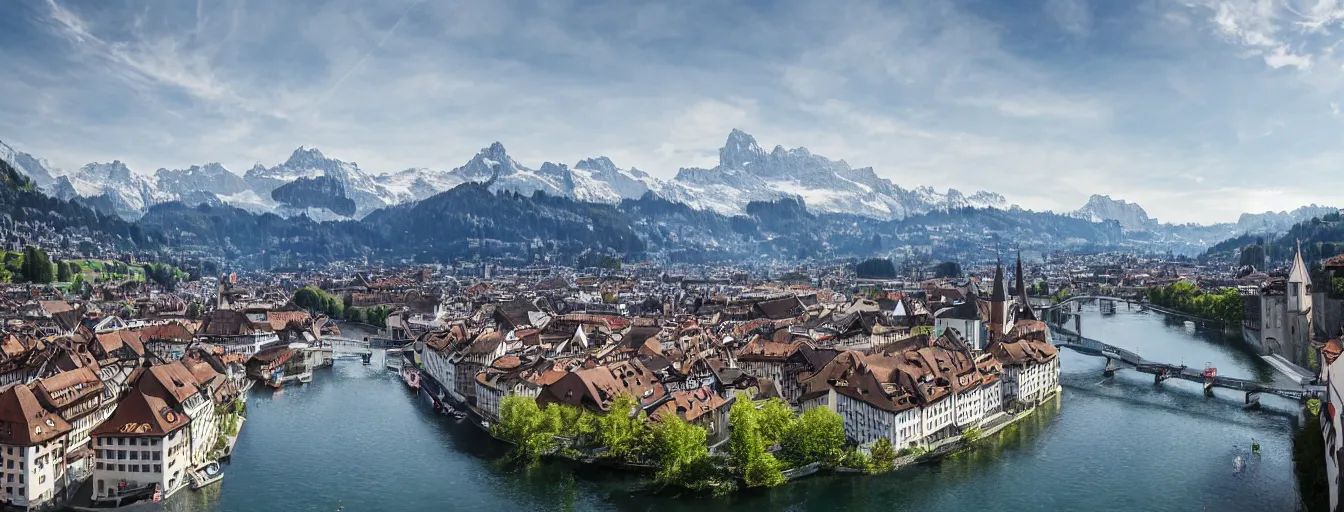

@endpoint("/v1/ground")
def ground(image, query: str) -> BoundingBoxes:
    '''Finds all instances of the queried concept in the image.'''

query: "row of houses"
[409,255,1061,454]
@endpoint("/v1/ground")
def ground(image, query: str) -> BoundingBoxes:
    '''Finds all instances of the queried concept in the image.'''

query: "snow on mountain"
[374,167,464,202]
[243,147,397,217]
[56,160,168,219]
[0,139,58,190]
[665,129,999,219]
[156,162,249,199]
[1069,194,1154,231]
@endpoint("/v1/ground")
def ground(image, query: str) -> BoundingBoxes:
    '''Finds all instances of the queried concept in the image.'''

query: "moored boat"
[190,462,225,490]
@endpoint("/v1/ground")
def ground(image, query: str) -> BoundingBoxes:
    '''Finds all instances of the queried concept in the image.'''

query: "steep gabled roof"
[0,384,72,446]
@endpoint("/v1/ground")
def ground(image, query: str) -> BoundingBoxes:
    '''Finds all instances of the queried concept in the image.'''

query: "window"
[118,464,125,472]
[129,465,138,473]
[154,464,161,473]
[152,452,160,461]
[117,438,125,446]
[129,451,138,460]
[141,465,150,473]
[117,450,126,460]
[140,438,148,446]
[95,462,103,470]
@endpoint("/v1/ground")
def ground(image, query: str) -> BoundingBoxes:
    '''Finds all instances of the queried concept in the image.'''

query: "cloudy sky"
[1,0,1341,224]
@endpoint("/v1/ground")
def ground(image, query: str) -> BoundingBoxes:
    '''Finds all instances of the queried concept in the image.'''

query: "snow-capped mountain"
[0,139,57,190]
[52,161,169,219]
[665,129,1001,219]
[2,132,1010,221]
[156,162,249,198]
[1069,194,1154,231]
[244,147,397,217]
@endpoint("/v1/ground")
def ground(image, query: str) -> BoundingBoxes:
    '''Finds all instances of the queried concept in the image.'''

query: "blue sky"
[1,0,1341,224]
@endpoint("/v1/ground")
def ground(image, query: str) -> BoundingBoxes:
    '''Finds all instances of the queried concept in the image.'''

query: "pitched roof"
[0,384,72,446]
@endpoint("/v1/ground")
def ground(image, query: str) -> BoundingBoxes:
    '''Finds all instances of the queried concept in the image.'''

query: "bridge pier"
[1103,357,1119,377]
[1204,379,1215,397]
[1074,313,1081,336]
[1244,392,1262,410]
[1154,370,1172,384]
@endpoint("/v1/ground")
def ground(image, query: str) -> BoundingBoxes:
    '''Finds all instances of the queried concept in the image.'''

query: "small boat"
[452,410,467,421]
[297,373,313,384]
[1233,455,1244,473]
[70,483,165,511]
[190,462,225,490]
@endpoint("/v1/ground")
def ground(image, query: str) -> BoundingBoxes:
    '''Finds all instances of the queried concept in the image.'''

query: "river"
[149,305,1305,511]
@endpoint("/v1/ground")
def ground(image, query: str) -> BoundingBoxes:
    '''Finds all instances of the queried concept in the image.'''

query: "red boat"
[1202,364,1217,379]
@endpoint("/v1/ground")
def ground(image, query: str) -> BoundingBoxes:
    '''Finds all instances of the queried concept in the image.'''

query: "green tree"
[756,398,794,445]
[20,246,53,283]
[934,261,962,278]
[493,395,561,461]
[779,406,846,468]
[870,437,897,473]
[186,301,203,319]
[594,394,652,462]
[56,260,71,282]
[345,307,366,324]
[840,448,871,472]
[727,394,784,487]
[651,416,711,487]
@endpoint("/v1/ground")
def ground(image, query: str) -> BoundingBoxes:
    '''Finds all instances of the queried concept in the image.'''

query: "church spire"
[1289,239,1311,287]
[990,258,1007,302]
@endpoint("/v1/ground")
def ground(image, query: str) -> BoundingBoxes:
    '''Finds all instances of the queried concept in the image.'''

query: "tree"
[651,416,710,487]
[855,258,897,279]
[727,395,784,487]
[56,260,71,282]
[20,246,53,283]
[870,437,897,473]
[493,395,561,461]
[756,398,794,445]
[186,301,203,319]
[934,261,962,278]
[779,406,846,468]
[594,394,653,462]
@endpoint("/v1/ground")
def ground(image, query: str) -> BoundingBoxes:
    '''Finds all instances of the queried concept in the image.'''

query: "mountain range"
[0,132,1337,256]
[0,130,1009,222]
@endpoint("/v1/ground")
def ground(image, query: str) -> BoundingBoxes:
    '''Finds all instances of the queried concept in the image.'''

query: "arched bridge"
[1051,326,1321,403]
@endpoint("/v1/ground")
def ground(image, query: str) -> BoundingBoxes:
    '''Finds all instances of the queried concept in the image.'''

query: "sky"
[1,0,1342,225]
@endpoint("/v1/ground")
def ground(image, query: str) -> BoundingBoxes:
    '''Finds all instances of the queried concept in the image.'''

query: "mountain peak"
[575,156,618,174]
[286,146,327,167]
[720,129,763,168]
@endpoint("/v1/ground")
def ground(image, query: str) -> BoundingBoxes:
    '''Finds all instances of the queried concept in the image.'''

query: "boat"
[400,365,420,389]
[190,462,225,490]
[69,483,165,511]
[297,372,313,384]
[452,410,467,421]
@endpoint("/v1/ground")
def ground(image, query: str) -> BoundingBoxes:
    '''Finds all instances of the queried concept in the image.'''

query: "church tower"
[988,259,1009,339]
[1286,240,1314,365]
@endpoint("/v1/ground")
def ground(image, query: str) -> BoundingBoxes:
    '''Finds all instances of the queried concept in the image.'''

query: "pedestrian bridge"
[1050,326,1322,403]
[323,337,373,355]
[1037,295,1143,312]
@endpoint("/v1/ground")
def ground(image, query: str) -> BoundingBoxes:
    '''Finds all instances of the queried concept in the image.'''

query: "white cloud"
[1,0,1343,225]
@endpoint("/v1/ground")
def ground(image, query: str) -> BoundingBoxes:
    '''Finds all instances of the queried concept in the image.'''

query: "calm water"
[160,306,1305,511]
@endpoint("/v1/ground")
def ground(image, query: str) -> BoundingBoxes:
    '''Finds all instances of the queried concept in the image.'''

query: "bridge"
[323,337,373,357]
[1050,326,1322,405]
[1037,295,1143,312]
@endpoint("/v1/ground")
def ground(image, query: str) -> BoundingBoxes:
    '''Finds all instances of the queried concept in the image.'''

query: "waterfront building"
[89,364,203,498]
[1259,243,1314,367]
[1320,337,1344,512]
[0,383,72,510]
[195,309,283,356]
[33,367,107,481]
[986,320,1060,409]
